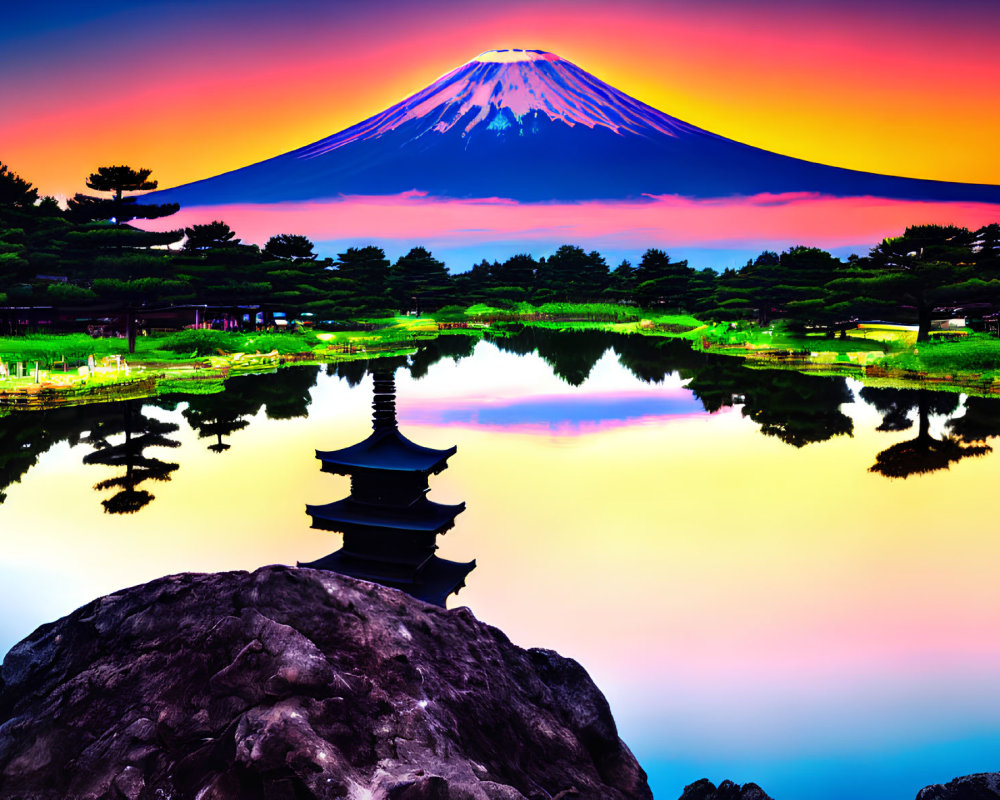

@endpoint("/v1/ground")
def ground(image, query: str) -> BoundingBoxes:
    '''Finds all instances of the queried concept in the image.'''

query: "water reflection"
[180,393,252,453]
[0,403,121,504]
[9,334,1000,800]
[7,335,1000,518]
[82,401,181,514]
[864,388,993,478]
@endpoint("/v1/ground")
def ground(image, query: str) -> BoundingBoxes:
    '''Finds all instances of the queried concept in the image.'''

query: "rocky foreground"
[0,566,651,800]
[678,779,773,800]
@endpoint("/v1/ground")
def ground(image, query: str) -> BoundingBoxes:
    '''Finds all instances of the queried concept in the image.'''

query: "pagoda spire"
[299,363,474,606]
[371,369,397,431]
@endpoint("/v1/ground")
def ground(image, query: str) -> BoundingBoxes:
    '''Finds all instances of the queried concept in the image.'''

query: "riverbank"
[0,319,447,411]
[3,306,1000,410]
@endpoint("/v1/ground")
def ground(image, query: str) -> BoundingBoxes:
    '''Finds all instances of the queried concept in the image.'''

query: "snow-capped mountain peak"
[468,49,564,63]
[296,49,699,159]
[146,48,1000,206]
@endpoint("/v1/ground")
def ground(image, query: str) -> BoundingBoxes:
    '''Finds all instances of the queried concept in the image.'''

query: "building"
[300,364,474,606]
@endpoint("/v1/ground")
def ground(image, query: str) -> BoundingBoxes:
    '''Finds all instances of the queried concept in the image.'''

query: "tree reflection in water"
[82,401,181,514]
[7,335,1000,510]
[862,387,992,478]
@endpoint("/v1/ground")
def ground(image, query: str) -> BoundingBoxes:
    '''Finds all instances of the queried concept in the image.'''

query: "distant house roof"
[316,427,456,474]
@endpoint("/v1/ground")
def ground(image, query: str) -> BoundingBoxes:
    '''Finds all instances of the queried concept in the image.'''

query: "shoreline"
[3,316,999,412]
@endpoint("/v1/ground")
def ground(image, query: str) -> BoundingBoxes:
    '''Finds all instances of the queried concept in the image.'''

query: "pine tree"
[0,163,39,208]
[67,165,179,228]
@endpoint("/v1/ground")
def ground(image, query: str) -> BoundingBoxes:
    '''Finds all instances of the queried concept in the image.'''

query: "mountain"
[148,48,1000,205]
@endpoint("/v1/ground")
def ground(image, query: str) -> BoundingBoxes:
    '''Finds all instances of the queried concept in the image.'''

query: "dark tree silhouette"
[686,365,854,447]
[947,395,1000,443]
[82,402,181,514]
[184,220,240,251]
[633,248,694,308]
[863,387,991,478]
[263,233,317,261]
[0,163,39,208]
[67,165,179,228]
[535,245,608,300]
[332,246,391,312]
[388,247,451,312]
[182,393,253,453]
[408,336,478,379]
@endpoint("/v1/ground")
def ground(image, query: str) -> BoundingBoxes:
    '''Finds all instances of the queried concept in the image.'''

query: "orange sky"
[2,0,999,199]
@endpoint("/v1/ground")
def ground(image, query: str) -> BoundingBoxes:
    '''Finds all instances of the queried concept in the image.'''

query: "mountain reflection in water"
[3,335,1000,516]
[6,334,1000,800]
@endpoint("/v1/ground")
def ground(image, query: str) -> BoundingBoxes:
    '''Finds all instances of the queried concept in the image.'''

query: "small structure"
[300,366,474,606]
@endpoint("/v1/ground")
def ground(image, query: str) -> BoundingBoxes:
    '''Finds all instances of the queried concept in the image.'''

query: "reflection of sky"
[401,391,704,431]
[4,341,1000,800]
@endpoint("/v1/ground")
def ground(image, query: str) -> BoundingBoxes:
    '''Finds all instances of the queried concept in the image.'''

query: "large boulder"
[0,565,651,800]
[917,773,1000,799]
[679,778,773,800]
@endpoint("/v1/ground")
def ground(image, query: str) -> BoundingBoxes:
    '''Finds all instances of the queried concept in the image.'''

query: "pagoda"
[300,365,474,606]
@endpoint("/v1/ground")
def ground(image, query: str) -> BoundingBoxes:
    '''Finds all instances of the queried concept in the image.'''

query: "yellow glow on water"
[4,347,1000,767]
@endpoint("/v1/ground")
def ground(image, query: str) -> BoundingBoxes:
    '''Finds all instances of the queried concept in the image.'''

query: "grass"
[878,333,1000,376]
[5,311,1000,406]
[701,321,889,353]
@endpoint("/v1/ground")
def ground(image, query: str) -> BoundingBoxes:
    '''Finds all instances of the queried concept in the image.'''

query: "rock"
[679,778,774,800]
[916,773,1000,799]
[0,565,651,800]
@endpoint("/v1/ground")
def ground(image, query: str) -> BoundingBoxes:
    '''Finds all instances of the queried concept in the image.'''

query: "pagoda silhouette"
[300,364,475,606]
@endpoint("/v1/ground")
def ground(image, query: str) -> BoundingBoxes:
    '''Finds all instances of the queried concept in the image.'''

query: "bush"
[429,305,468,321]
[157,329,235,356]
[241,332,310,354]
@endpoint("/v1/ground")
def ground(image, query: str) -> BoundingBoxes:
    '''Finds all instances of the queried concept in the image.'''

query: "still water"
[4,330,1000,800]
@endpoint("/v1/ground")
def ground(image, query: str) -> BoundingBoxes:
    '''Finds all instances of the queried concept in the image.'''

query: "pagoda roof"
[316,427,456,475]
[306,496,465,534]
[298,552,476,608]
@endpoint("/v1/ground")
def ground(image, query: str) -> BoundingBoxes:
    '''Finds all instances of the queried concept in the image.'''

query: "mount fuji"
[148,48,1000,206]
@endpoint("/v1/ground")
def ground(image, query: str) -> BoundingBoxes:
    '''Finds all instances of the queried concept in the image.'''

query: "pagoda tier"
[316,429,456,476]
[299,365,474,607]
[298,550,476,608]
[316,369,455,476]
[307,496,465,535]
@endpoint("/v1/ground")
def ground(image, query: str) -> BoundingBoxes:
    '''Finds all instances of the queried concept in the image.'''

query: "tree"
[606,259,636,300]
[633,249,694,308]
[388,247,451,313]
[775,246,850,334]
[974,224,1000,278]
[493,253,537,292]
[0,163,39,208]
[334,246,391,312]
[184,220,240,251]
[67,165,179,228]
[63,166,183,352]
[534,245,608,300]
[843,226,977,341]
[263,233,316,261]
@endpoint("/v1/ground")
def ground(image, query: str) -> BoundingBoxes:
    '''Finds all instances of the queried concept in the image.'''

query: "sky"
[2,0,1000,267]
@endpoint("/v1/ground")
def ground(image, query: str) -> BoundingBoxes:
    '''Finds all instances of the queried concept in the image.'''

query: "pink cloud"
[142,192,1000,256]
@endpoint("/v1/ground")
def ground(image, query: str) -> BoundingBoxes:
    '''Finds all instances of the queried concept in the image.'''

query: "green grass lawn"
[4,314,1000,402]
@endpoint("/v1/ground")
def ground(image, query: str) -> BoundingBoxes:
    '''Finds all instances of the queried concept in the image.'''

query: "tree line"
[2,161,1000,341]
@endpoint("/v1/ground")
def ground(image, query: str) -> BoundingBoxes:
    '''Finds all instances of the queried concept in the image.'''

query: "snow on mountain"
[297,49,704,157]
[147,49,1000,206]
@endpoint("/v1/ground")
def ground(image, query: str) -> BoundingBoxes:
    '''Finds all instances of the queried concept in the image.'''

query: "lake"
[3,329,1000,800]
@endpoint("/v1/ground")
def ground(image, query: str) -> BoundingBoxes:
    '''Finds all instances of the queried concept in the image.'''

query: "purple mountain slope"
[147,49,1000,205]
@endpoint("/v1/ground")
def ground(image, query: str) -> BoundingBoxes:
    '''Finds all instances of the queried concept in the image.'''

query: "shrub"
[157,329,235,356]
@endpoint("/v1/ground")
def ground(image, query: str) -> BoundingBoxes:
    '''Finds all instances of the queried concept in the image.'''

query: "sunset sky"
[3,0,999,266]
